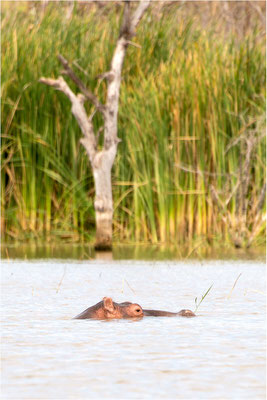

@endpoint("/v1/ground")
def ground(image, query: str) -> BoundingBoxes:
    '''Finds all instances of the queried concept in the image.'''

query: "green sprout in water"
[194,284,213,313]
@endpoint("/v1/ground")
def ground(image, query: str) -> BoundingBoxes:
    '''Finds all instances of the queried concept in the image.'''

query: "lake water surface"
[1,259,266,399]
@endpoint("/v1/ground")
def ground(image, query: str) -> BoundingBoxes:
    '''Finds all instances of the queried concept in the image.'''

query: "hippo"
[73,298,195,319]
[119,302,195,317]
[143,309,196,317]
[73,297,144,319]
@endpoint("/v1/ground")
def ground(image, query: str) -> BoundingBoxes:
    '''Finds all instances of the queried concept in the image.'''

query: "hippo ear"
[103,297,115,312]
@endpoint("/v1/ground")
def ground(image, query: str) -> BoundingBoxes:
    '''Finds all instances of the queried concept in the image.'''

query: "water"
[1,259,266,399]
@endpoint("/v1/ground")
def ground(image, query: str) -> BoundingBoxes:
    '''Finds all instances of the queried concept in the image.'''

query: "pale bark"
[39,1,150,249]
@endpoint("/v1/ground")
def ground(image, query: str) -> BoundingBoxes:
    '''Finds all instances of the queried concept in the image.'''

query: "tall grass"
[1,3,266,244]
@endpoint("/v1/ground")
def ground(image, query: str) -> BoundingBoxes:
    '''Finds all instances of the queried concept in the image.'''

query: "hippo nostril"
[136,309,141,312]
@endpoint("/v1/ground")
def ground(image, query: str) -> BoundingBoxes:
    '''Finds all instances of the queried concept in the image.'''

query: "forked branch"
[58,54,106,114]
[39,76,97,163]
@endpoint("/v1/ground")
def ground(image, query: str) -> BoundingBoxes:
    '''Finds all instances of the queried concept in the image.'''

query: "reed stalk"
[1,3,266,245]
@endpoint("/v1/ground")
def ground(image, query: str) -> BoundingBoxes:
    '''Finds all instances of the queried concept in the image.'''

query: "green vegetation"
[194,285,213,313]
[1,3,266,246]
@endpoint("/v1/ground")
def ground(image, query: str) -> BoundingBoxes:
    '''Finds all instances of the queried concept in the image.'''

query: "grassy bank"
[1,2,266,246]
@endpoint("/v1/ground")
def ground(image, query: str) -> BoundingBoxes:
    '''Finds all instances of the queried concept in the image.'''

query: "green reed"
[194,284,213,314]
[1,3,266,244]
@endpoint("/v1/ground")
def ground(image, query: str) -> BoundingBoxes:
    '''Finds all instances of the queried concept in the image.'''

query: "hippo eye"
[136,309,141,312]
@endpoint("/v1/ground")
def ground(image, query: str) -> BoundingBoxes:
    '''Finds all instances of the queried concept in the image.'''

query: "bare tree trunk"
[39,1,150,250]
[92,146,117,249]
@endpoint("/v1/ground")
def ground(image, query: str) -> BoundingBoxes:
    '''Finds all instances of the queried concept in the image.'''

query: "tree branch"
[119,1,133,39]
[119,0,150,40]
[256,182,266,216]
[131,0,150,33]
[39,76,97,163]
[58,54,106,114]
[104,0,150,149]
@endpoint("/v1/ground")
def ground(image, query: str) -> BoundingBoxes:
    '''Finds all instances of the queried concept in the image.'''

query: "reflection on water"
[1,260,266,399]
[1,243,266,261]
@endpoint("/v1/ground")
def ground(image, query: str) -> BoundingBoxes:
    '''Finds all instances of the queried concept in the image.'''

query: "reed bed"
[1,3,266,245]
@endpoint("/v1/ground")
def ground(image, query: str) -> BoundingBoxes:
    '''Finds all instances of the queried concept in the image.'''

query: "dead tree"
[210,128,266,248]
[39,1,150,250]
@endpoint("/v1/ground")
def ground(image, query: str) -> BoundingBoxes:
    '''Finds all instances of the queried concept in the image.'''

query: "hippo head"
[177,309,196,317]
[102,297,144,319]
[120,302,144,318]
